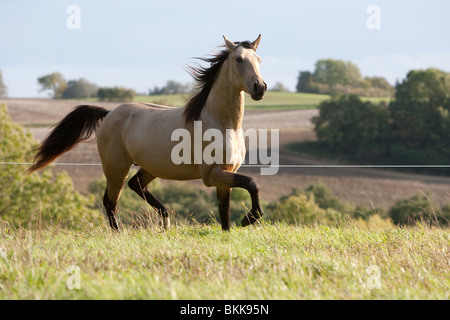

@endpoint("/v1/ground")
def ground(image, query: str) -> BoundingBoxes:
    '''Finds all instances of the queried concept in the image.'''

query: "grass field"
[78,91,390,110]
[0,220,447,300]
[134,91,391,110]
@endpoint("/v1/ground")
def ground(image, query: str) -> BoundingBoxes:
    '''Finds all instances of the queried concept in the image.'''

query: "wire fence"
[2,162,450,168]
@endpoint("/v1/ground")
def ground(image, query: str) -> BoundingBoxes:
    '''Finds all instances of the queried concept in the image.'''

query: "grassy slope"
[79,91,390,110]
[135,92,391,110]
[0,221,448,299]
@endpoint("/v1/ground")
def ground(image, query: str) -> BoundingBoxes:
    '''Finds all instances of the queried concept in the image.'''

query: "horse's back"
[99,102,183,134]
[97,103,200,180]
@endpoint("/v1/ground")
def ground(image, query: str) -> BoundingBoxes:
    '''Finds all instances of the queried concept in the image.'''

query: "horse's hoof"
[241,211,262,227]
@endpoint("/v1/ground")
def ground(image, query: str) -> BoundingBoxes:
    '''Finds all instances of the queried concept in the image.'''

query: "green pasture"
[0,221,447,300]
[134,91,390,110]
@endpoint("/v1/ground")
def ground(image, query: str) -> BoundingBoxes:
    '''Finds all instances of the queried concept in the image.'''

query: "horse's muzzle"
[251,81,267,101]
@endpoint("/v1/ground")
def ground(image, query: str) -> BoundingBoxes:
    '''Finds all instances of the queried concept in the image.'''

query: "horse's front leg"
[216,186,231,231]
[205,167,263,229]
[128,169,170,229]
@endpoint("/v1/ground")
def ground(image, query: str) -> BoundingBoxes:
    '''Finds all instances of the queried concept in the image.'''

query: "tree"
[313,59,362,92]
[313,94,391,156]
[366,76,394,92]
[37,72,67,98]
[269,82,290,92]
[61,78,99,99]
[389,68,450,149]
[360,76,395,98]
[388,193,449,227]
[0,104,96,227]
[297,60,393,97]
[268,189,341,225]
[0,70,7,97]
[98,87,136,102]
[149,80,192,95]
[296,71,319,93]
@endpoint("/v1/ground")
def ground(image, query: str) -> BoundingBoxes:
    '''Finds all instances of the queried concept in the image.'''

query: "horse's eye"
[236,57,243,63]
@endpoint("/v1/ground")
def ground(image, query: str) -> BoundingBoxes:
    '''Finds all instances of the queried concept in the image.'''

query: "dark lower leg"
[103,188,119,230]
[128,170,170,227]
[217,186,231,231]
[207,169,263,228]
[242,176,262,226]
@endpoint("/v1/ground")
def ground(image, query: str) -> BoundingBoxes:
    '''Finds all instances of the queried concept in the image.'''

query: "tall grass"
[0,219,447,300]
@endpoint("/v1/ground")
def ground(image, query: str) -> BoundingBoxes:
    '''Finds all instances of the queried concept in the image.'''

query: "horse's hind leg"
[103,187,119,230]
[101,161,130,230]
[103,173,129,230]
[128,168,170,228]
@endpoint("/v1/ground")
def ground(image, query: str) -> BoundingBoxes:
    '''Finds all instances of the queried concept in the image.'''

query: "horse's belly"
[132,146,201,180]
[141,161,201,181]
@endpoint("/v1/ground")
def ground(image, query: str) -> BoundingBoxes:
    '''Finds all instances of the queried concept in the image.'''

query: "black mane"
[183,41,255,124]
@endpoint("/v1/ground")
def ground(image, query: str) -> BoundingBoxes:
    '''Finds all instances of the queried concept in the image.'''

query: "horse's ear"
[223,35,236,51]
[252,34,262,50]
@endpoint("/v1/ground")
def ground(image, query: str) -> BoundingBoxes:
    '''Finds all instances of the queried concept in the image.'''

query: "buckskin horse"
[29,35,267,231]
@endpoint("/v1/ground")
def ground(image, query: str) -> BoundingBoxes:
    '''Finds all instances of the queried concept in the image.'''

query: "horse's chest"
[225,129,246,167]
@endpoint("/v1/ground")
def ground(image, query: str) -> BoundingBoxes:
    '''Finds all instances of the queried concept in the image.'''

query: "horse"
[28,35,267,231]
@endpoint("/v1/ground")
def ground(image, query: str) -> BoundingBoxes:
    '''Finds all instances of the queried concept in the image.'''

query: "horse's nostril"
[254,82,259,93]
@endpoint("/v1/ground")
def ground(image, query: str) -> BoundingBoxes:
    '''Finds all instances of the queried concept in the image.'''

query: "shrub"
[296,60,394,97]
[389,69,450,163]
[388,193,449,227]
[304,182,348,212]
[98,86,135,102]
[268,188,342,225]
[0,104,97,228]
[61,78,98,99]
[313,94,391,157]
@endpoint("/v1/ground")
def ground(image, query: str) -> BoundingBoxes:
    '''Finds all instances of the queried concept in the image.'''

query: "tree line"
[37,72,136,102]
[36,72,196,100]
[297,58,394,97]
[33,57,394,102]
[148,80,193,95]
[311,68,450,171]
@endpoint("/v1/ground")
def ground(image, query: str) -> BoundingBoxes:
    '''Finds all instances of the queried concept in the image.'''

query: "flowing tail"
[28,105,110,173]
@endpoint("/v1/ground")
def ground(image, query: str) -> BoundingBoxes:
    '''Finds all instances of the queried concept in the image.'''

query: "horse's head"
[223,34,267,101]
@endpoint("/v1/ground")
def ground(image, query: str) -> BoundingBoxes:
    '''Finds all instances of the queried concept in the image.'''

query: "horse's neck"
[203,72,245,130]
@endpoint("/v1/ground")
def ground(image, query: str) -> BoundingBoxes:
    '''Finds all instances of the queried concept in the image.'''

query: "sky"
[1,0,450,97]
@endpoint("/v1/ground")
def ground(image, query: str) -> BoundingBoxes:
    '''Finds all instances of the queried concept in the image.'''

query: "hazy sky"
[1,0,450,97]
